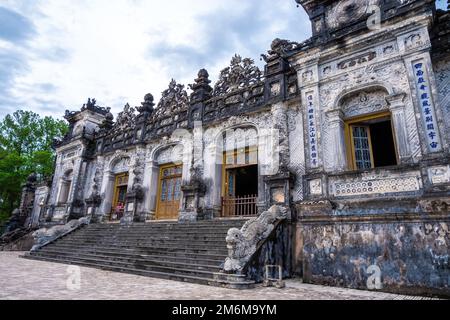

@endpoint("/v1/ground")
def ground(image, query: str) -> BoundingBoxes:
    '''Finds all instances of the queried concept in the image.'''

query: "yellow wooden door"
[111,173,129,221]
[156,164,182,220]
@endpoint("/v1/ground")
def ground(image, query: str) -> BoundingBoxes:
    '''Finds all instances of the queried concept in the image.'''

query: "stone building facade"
[15,0,450,295]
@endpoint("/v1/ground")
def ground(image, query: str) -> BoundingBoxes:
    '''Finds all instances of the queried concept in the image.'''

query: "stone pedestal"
[179,180,206,223]
[263,171,294,219]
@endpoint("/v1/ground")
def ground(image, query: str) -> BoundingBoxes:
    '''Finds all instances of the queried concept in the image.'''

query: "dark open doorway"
[223,164,258,217]
[370,120,397,168]
[233,165,258,197]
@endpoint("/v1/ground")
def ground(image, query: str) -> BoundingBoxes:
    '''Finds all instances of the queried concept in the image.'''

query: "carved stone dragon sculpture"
[223,205,288,272]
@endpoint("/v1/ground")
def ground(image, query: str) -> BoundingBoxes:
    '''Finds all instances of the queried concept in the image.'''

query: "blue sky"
[0,1,447,119]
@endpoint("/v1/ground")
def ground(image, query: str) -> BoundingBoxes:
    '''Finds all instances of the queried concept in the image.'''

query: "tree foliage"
[0,110,68,224]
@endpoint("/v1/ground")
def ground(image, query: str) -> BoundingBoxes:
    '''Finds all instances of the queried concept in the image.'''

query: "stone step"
[31,251,221,272]
[90,220,247,227]
[24,254,254,288]
[45,242,229,255]
[26,219,250,287]
[29,253,219,278]
[86,223,245,231]
[78,228,236,236]
[39,246,227,262]
[24,254,213,285]
[69,234,228,241]
[63,237,227,246]
[38,247,225,265]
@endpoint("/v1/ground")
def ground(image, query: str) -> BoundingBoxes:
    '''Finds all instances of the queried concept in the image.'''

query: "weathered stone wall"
[296,219,450,297]
[434,55,450,145]
[245,222,292,283]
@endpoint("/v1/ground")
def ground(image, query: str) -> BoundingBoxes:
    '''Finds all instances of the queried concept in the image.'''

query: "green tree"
[0,110,68,224]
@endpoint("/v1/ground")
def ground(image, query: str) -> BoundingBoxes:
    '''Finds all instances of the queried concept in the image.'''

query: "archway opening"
[111,173,129,221]
[107,156,130,221]
[221,127,259,217]
[57,170,73,205]
[156,163,182,220]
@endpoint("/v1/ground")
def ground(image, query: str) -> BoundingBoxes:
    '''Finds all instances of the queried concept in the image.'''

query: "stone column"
[68,156,84,203]
[387,93,412,162]
[326,109,347,172]
[141,155,154,220]
[272,102,290,172]
[98,171,115,220]
[146,161,160,220]
[203,140,222,218]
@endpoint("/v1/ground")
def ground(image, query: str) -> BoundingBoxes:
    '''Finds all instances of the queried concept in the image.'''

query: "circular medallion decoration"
[327,0,370,29]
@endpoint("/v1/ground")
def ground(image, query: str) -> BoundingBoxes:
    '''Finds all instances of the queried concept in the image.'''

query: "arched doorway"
[153,145,184,220]
[221,127,259,217]
[111,172,129,221]
[156,164,182,220]
[109,156,130,221]
[57,169,73,204]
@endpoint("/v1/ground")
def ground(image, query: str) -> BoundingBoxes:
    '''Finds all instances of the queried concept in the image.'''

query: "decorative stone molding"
[152,79,189,120]
[113,104,137,131]
[223,205,288,273]
[419,199,450,213]
[428,166,450,185]
[213,55,262,95]
[261,38,300,62]
[309,179,323,196]
[331,176,421,197]
[30,217,89,252]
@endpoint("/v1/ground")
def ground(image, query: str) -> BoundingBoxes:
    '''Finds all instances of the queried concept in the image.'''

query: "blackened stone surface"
[299,220,450,297]
[245,222,293,283]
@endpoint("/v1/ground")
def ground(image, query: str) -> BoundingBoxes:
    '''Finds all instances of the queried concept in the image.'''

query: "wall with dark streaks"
[295,220,450,297]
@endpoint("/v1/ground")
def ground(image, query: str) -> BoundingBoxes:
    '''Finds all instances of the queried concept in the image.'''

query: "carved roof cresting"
[213,54,263,95]
[261,38,301,62]
[64,98,110,121]
[113,103,137,131]
[152,79,189,120]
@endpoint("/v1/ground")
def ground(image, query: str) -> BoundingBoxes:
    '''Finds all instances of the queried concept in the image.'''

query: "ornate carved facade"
[11,0,450,296]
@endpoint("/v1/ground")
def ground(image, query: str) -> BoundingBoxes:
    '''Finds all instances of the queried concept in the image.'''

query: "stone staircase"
[24,219,255,288]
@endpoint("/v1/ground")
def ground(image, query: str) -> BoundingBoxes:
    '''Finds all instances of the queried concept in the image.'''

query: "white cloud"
[0,0,310,119]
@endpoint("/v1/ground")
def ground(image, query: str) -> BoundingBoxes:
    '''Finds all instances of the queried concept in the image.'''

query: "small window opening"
[346,113,398,170]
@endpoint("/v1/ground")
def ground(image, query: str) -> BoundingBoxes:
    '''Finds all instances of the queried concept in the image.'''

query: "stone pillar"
[97,171,115,221]
[18,174,37,229]
[203,140,222,218]
[68,157,83,203]
[387,93,412,162]
[141,155,154,220]
[326,109,347,172]
[146,161,160,220]
[272,102,290,172]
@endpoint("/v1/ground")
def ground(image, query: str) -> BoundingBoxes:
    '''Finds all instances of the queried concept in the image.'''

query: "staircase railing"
[29,217,90,252]
[241,219,291,283]
[222,205,289,275]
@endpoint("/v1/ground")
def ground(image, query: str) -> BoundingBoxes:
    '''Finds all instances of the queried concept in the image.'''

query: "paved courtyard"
[0,252,437,300]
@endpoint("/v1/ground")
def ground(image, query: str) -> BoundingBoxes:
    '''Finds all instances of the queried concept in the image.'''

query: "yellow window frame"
[344,111,398,171]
